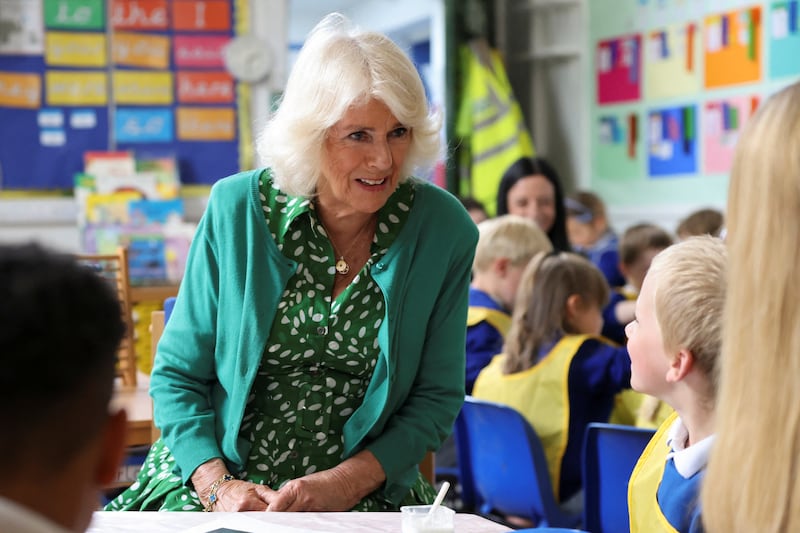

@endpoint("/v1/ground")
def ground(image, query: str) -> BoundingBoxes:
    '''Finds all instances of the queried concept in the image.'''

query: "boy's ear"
[493,257,511,277]
[666,348,693,383]
[95,409,128,486]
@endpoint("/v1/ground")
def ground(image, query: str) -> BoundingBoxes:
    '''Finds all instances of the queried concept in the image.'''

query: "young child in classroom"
[602,223,674,345]
[472,251,631,512]
[465,214,552,394]
[604,223,674,428]
[565,190,624,288]
[459,195,490,225]
[627,235,726,533]
[675,207,724,240]
[435,214,552,485]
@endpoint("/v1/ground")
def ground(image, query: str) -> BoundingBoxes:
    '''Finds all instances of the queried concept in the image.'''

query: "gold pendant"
[335,257,350,275]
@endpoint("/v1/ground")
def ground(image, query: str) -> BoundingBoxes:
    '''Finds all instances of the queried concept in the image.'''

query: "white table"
[88,511,512,532]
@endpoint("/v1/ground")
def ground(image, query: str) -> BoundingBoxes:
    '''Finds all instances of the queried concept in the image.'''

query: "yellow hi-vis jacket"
[456,39,534,215]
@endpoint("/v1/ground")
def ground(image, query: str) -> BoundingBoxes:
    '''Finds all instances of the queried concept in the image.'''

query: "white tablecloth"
[87,511,511,532]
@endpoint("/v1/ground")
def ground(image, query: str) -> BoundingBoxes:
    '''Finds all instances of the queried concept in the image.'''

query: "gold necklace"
[325,216,375,275]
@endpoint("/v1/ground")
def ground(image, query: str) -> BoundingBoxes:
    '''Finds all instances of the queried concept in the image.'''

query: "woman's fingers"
[213,480,273,511]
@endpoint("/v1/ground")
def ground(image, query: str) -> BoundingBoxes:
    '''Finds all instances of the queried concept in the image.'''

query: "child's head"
[472,215,552,311]
[625,236,727,404]
[676,208,725,240]
[504,251,609,373]
[459,195,489,225]
[618,223,674,292]
[565,190,610,248]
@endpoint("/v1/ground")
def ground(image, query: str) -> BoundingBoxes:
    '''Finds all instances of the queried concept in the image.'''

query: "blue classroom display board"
[647,105,698,177]
[0,0,246,190]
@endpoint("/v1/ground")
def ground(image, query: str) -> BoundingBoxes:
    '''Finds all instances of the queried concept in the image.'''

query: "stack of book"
[75,151,195,285]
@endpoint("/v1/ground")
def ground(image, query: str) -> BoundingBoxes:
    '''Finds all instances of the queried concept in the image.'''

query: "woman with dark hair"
[497,157,571,251]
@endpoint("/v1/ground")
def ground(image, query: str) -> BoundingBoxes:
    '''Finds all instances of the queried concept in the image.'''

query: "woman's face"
[506,174,556,233]
[318,98,411,216]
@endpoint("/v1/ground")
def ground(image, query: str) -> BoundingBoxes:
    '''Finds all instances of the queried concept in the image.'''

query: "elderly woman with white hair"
[106,14,477,512]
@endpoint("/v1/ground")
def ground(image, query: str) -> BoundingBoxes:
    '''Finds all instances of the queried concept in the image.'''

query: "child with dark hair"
[0,243,127,532]
[566,190,624,288]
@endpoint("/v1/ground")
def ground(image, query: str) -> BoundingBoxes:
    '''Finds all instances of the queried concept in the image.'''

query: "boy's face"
[625,270,671,396]
[623,246,665,292]
[497,261,527,312]
[566,218,595,248]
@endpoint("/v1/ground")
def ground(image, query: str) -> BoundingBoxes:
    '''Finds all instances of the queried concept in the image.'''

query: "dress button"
[317,326,327,335]
[289,451,299,459]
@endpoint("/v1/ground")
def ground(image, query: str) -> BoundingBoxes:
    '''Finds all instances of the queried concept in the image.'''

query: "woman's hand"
[212,480,275,511]
[192,457,273,511]
[265,450,386,512]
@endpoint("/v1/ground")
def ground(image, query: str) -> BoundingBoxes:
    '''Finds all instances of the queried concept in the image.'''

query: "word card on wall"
[0,0,247,190]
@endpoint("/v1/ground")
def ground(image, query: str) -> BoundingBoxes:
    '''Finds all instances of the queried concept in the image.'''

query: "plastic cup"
[400,504,455,533]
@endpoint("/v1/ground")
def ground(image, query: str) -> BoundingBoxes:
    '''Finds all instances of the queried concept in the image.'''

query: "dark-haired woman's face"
[506,174,556,233]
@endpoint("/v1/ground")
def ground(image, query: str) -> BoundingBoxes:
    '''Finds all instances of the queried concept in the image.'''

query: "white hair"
[257,13,442,196]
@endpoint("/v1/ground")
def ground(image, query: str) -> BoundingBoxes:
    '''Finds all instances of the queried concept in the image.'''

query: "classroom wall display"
[589,0,799,209]
[703,95,760,174]
[769,0,800,78]
[644,23,701,100]
[648,105,697,177]
[596,34,642,104]
[0,0,250,190]
[594,110,643,180]
[704,6,762,88]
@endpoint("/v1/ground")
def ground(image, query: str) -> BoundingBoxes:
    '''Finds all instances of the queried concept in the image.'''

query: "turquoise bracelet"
[203,474,236,512]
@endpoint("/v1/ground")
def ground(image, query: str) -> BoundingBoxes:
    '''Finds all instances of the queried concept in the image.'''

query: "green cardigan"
[150,169,478,503]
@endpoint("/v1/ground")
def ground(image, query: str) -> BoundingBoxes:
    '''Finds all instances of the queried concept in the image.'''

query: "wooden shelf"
[129,284,179,304]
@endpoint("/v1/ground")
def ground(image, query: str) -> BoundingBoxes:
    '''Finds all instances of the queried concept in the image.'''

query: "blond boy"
[466,214,551,393]
[626,236,726,533]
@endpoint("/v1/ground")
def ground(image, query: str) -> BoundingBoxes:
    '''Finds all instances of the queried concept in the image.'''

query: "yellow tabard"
[472,334,592,500]
[609,390,674,428]
[466,306,512,336]
[628,411,680,533]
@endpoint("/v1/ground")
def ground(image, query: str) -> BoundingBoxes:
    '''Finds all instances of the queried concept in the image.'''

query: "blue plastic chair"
[459,396,583,528]
[581,423,656,533]
[163,296,177,323]
[515,529,589,532]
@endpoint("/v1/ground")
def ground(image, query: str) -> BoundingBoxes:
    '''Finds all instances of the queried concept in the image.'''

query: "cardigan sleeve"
[149,183,225,483]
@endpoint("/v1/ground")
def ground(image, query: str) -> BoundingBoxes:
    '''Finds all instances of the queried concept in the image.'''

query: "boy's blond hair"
[473,215,552,273]
[648,236,726,397]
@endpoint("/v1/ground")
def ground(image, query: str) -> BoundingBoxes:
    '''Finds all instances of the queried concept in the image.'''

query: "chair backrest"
[460,396,582,528]
[453,408,480,511]
[582,422,656,533]
[75,247,137,387]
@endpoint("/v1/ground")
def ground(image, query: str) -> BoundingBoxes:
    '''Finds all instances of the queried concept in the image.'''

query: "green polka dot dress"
[106,174,436,511]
